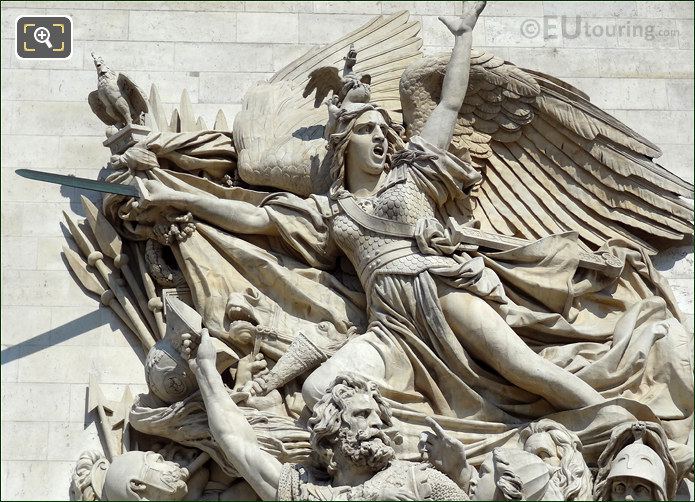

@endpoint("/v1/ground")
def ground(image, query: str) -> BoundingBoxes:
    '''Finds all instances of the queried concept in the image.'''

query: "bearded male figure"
[181,328,471,501]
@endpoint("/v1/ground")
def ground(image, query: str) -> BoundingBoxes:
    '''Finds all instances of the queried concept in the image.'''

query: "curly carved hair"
[70,450,107,501]
[307,373,393,476]
[326,104,405,199]
[519,419,593,501]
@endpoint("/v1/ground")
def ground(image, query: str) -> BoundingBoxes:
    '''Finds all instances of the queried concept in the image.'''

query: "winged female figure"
[117,1,692,466]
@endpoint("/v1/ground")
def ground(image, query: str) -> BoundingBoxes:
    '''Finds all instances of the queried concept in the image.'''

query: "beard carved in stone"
[308,374,396,479]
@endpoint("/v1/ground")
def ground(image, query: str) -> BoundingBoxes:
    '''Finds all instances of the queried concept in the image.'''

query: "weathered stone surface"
[1,3,693,501]
[1,136,61,168]
[237,12,298,43]
[129,10,237,42]
[563,77,669,109]
[198,72,271,104]
[68,9,129,41]
[1,383,72,422]
[174,42,274,72]
[1,422,51,460]
[298,13,370,43]
[86,41,176,71]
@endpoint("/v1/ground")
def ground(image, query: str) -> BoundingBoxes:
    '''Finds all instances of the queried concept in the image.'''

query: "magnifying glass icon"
[34,26,52,49]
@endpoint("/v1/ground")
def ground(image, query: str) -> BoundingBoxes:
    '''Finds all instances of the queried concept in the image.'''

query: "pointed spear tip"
[88,373,106,412]
[62,242,107,297]
[81,194,99,229]
[80,194,98,212]
[62,242,83,261]
[80,193,122,259]
[63,211,96,257]
[63,209,78,229]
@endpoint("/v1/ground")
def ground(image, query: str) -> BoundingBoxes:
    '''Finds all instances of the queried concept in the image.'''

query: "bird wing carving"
[88,89,119,126]
[400,51,694,253]
[233,11,423,196]
[302,66,342,108]
[117,73,149,124]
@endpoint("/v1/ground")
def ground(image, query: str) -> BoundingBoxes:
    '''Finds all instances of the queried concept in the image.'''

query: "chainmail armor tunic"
[330,164,460,289]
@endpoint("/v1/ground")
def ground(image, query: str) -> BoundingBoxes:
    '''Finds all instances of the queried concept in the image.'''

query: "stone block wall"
[1,2,692,500]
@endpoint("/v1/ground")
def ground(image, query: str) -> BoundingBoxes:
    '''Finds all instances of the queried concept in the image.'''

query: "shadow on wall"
[1,309,103,365]
[56,165,118,219]
[0,233,146,367]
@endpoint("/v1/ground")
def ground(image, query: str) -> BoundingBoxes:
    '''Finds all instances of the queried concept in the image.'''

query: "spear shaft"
[81,196,159,337]
[64,211,155,350]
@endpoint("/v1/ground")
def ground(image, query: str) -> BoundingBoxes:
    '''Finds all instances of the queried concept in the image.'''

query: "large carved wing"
[118,73,149,124]
[401,52,694,253]
[88,90,119,126]
[233,11,422,196]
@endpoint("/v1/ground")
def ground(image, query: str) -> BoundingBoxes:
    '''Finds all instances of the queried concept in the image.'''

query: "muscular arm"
[419,2,486,150]
[172,192,278,236]
[137,178,278,236]
[193,356,284,501]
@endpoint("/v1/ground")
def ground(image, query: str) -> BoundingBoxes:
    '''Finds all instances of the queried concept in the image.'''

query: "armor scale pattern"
[331,176,457,280]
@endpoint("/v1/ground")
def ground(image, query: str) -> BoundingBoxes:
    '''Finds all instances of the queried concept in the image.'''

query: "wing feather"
[484,166,548,239]
[117,73,149,123]
[235,11,422,195]
[535,92,661,159]
[401,50,693,252]
[525,124,691,236]
[533,115,693,221]
[518,134,684,241]
[495,142,619,248]
[487,155,569,236]
[504,143,627,241]
[88,90,118,126]
[475,184,518,235]
[480,181,539,238]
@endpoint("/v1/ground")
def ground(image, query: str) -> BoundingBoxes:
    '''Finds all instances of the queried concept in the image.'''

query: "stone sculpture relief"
[14,2,694,500]
[88,53,149,129]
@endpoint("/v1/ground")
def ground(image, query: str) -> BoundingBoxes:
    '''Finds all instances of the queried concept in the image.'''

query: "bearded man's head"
[308,373,395,477]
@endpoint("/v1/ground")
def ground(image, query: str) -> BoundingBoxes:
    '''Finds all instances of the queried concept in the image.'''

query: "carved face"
[473,453,499,500]
[343,392,384,433]
[104,451,188,501]
[472,448,556,501]
[332,391,395,474]
[524,431,561,467]
[604,442,666,500]
[137,451,188,500]
[608,476,655,501]
[345,110,388,177]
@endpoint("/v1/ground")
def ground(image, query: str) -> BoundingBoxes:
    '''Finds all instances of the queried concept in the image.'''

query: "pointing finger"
[425,416,447,438]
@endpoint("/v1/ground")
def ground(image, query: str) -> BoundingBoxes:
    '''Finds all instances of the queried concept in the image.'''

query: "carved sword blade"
[16,169,139,197]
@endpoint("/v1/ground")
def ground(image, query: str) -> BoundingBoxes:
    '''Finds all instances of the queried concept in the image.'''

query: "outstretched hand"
[418,417,471,488]
[439,1,486,36]
[181,328,216,372]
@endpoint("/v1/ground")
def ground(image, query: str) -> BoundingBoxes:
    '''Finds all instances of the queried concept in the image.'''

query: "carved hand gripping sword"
[17,169,625,276]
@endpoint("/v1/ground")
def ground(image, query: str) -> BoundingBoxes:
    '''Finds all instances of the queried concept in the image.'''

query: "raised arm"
[182,329,284,501]
[135,178,278,236]
[419,1,486,150]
